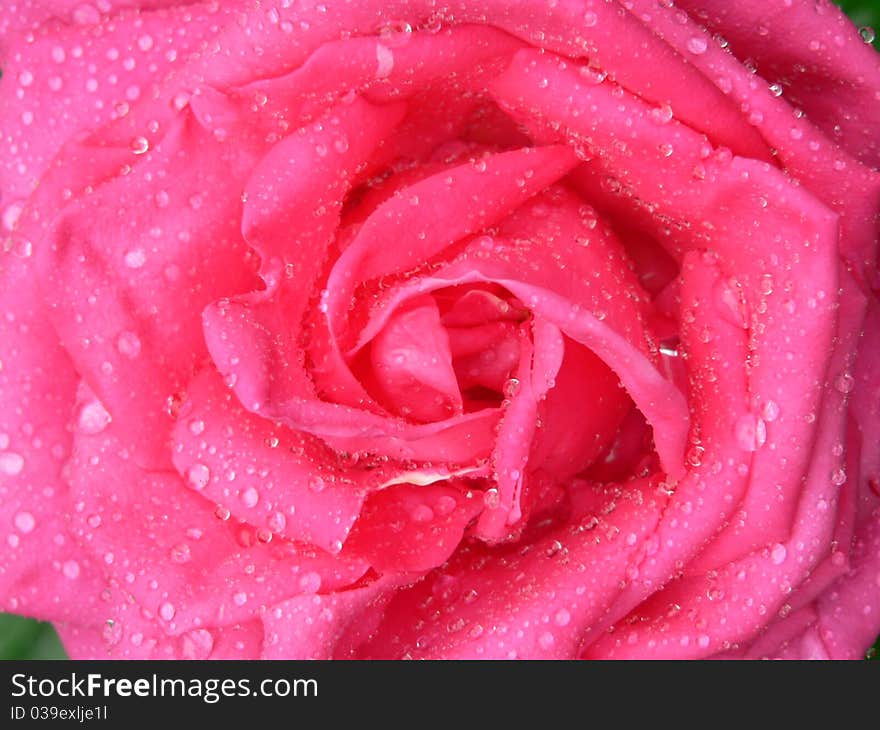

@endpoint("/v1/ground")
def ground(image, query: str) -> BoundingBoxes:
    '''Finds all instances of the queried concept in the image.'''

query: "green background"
[1,0,878,661]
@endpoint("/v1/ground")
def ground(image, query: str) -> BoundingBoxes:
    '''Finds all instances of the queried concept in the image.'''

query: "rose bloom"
[0,0,878,661]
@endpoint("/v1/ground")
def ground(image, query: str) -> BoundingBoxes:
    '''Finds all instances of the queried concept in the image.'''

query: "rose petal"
[345,483,483,573]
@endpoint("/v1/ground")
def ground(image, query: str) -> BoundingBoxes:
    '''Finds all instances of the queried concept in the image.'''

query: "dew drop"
[761,400,780,423]
[770,543,787,565]
[130,136,150,155]
[181,628,214,659]
[375,44,394,79]
[241,487,259,508]
[735,413,765,451]
[159,602,176,621]
[187,463,210,490]
[830,468,847,487]
[687,36,708,55]
[649,104,674,125]
[188,419,205,436]
[232,591,248,606]
[124,249,146,268]
[62,560,80,579]
[14,511,35,534]
[116,331,142,358]
[834,373,854,394]
[102,620,122,646]
[299,572,322,593]
[169,543,191,564]
[78,400,112,434]
[0,452,25,476]
[410,504,434,523]
[859,26,876,44]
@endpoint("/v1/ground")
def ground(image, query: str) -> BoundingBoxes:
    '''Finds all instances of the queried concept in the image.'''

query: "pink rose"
[1,0,878,660]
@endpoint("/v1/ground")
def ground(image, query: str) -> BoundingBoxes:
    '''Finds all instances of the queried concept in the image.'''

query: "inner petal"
[362,293,462,423]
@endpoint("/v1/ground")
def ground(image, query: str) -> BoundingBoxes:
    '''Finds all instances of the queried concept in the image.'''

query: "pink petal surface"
[0,0,878,662]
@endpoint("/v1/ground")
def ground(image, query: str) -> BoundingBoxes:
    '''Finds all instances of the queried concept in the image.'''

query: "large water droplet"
[375,44,394,79]
[770,543,787,565]
[0,452,24,476]
[735,413,766,451]
[116,331,142,358]
[241,487,259,508]
[14,511,35,534]
[187,463,210,490]
[181,628,214,659]
[130,136,150,155]
[687,36,708,55]
[78,400,112,434]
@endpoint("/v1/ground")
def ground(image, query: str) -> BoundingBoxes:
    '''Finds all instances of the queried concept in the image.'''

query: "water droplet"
[18,70,34,87]
[78,400,112,434]
[583,11,598,27]
[649,104,674,125]
[761,400,780,423]
[62,560,80,579]
[188,419,205,435]
[687,36,708,55]
[767,543,787,565]
[232,591,248,606]
[309,476,326,493]
[554,608,571,626]
[0,452,25,476]
[241,487,259,508]
[159,602,176,621]
[137,35,154,51]
[659,336,680,358]
[859,26,876,44]
[169,543,191,564]
[214,504,230,521]
[14,511,35,534]
[2,201,24,232]
[124,249,146,268]
[769,83,784,98]
[834,373,854,394]
[830,468,847,487]
[258,517,284,541]
[299,572,322,593]
[735,413,766,451]
[181,628,214,659]
[187,463,210,490]
[435,495,457,515]
[483,488,500,509]
[410,504,434,523]
[538,631,555,649]
[102,620,122,645]
[130,136,150,155]
[116,331,141,358]
[375,44,394,79]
